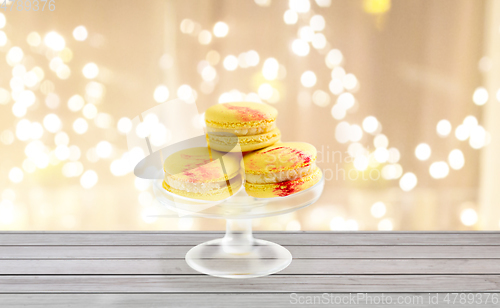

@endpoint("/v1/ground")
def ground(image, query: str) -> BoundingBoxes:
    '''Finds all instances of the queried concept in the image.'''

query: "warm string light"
[0,18,125,205]
[0,2,491,229]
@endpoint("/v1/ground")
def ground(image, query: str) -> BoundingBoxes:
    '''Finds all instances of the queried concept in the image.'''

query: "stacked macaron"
[162,147,242,201]
[204,102,281,152]
[204,102,321,198]
[242,142,322,198]
[161,102,321,200]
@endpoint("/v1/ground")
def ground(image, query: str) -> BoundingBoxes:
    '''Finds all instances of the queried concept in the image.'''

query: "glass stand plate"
[153,170,325,278]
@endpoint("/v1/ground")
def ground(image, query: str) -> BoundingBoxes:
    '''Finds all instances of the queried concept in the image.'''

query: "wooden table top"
[1,231,500,307]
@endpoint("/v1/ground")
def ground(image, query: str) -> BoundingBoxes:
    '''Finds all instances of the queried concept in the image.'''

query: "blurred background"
[1,0,499,231]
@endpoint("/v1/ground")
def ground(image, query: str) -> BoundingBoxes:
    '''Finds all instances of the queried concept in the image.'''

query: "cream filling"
[207,129,280,145]
[165,175,241,194]
[245,163,316,184]
[206,122,276,136]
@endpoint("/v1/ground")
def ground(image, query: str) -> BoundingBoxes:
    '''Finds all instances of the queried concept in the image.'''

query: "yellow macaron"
[163,147,242,201]
[205,102,281,152]
[242,142,322,198]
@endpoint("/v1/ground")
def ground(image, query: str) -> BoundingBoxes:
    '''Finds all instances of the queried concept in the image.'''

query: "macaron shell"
[208,128,281,152]
[162,176,242,201]
[243,142,317,175]
[245,167,322,198]
[163,147,241,183]
[205,102,278,129]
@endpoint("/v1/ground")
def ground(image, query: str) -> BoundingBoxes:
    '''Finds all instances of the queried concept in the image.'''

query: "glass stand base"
[185,219,292,279]
[154,174,326,279]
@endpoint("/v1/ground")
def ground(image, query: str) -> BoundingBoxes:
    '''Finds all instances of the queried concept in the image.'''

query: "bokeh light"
[325,49,343,67]
[43,114,62,133]
[415,143,431,161]
[262,58,279,80]
[298,26,315,42]
[213,22,229,37]
[201,65,216,81]
[460,208,478,226]
[374,147,389,163]
[245,50,260,66]
[382,164,403,180]
[377,218,393,231]
[198,30,212,45]
[82,63,99,79]
[472,87,488,105]
[349,124,363,142]
[44,32,66,51]
[73,26,88,41]
[67,95,85,112]
[337,92,355,109]
[0,31,7,47]
[55,145,70,161]
[311,33,327,49]
[469,125,487,149]
[7,47,24,65]
[300,71,317,87]
[289,0,311,13]
[364,0,391,14]
[310,15,325,31]
[177,84,193,101]
[73,118,88,135]
[117,117,132,134]
[436,119,452,137]
[399,172,417,191]
[223,55,238,71]
[96,141,112,158]
[153,85,170,103]
[54,132,69,146]
[315,0,331,7]
[312,90,330,107]
[387,148,400,163]
[455,124,470,141]
[254,0,271,7]
[335,121,351,143]
[80,170,98,189]
[429,161,450,179]
[354,155,369,171]
[180,19,195,34]
[258,83,274,100]
[329,217,345,231]
[448,149,465,170]
[362,116,378,134]
[291,39,310,56]
[373,134,389,148]
[284,10,298,24]
[82,103,98,119]
[9,167,24,183]
[0,12,5,29]
[330,104,346,120]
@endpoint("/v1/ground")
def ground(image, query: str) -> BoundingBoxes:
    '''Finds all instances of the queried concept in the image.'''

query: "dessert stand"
[153,171,325,279]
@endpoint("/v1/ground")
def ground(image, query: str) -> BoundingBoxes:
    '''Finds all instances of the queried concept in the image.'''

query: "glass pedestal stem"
[222,219,254,254]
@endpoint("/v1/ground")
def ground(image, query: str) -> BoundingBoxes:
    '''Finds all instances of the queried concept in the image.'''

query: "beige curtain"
[479,0,500,229]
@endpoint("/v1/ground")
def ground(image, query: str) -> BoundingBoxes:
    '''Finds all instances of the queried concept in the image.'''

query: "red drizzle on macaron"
[180,154,221,182]
[273,179,301,197]
[259,146,312,170]
[223,104,268,122]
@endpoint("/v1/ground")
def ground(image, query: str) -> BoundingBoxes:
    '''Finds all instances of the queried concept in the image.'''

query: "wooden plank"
[1,294,499,308]
[1,259,499,275]
[0,275,499,293]
[2,245,500,259]
[1,232,500,246]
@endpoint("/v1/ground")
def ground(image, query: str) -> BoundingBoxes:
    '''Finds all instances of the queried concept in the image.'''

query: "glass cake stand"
[153,171,325,279]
